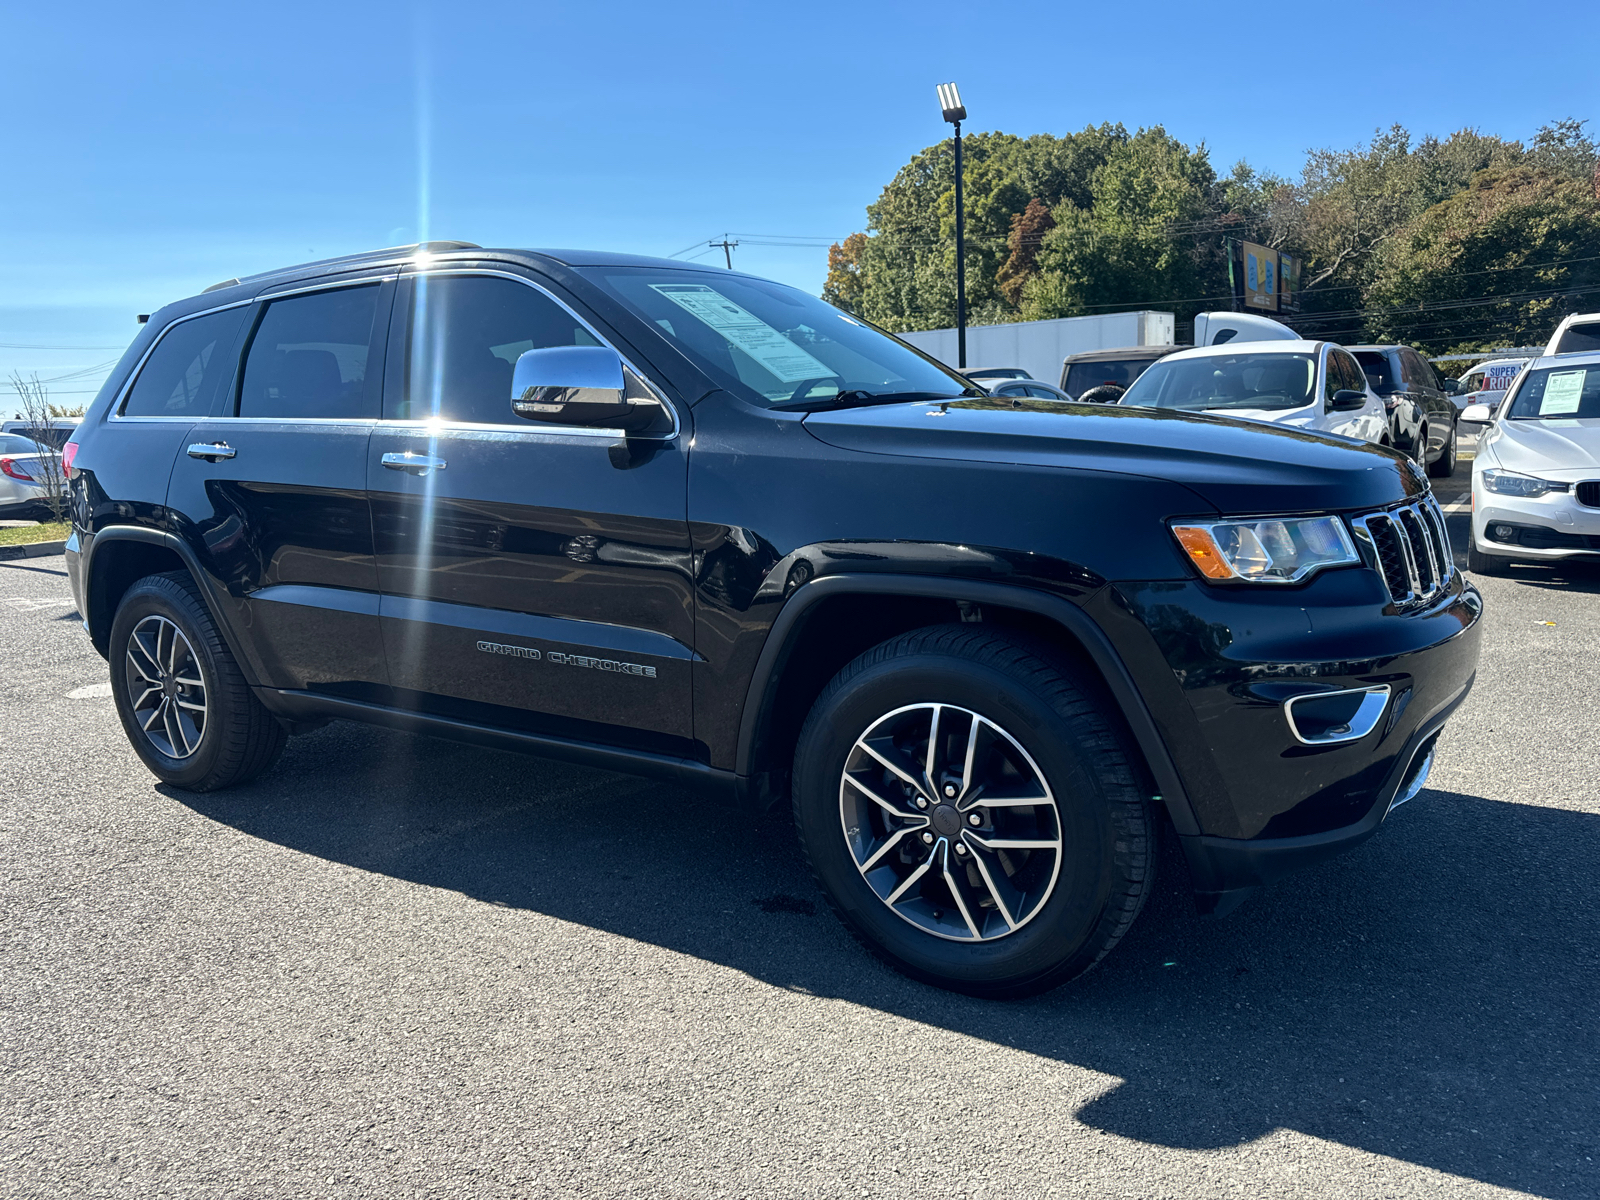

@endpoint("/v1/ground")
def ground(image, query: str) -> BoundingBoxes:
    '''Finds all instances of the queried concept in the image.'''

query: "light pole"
[937,81,967,369]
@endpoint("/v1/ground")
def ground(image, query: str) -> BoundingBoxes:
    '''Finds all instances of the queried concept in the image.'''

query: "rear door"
[165,275,394,695]
[367,267,695,754]
[1401,348,1453,456]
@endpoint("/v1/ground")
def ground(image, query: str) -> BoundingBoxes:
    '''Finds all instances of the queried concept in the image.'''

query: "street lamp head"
[936,82,966,124]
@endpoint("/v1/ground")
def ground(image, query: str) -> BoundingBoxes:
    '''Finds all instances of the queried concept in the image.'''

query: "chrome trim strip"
[1283,684,1391,746]
[379,594,700,662]
[372,418,628,440]
[255,273,397,299]
[1389,738,1437,811]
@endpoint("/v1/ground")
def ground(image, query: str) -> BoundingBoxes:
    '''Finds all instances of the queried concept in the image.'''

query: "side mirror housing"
[1443,378,1463,395]
[1461,403,1492,423]
[1330,388,1367,412]
[511,346,669,433]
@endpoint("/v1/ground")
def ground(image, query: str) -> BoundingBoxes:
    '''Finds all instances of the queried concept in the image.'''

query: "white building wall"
[897,311,1176,386]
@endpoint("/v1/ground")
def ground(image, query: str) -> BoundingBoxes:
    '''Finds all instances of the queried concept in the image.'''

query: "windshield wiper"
[769,388,983,413]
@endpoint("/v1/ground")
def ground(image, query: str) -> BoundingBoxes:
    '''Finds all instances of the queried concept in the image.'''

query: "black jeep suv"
[64,244,1482,996]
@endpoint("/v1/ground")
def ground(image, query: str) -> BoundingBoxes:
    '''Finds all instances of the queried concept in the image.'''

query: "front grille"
[1351,495,1454,610]
[1577,481,1600,508]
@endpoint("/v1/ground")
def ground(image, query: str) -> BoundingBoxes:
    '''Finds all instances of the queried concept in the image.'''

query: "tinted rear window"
[1352,351,1397,394]
[1063,359,1155,398]
[120,307,248,417]
[1554,322,1600,355]
[237,286,382,419]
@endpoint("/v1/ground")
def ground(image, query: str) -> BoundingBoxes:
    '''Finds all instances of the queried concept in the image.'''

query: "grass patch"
[0,521,70,547]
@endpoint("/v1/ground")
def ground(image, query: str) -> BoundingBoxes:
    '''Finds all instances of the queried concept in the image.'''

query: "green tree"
[1365,166,1600,351]
[1019,127,1224,323]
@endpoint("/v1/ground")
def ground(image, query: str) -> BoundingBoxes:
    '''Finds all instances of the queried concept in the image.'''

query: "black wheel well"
[746,591,1126,795]
[87,539,188,656]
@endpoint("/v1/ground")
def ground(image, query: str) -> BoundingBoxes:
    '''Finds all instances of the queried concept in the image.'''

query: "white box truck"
[897,311,1175,385]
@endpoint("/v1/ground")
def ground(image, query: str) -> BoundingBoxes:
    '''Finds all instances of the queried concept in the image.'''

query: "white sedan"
[0,433,63,519]
[1465,352,1600,574]
[1115,340,1390,445]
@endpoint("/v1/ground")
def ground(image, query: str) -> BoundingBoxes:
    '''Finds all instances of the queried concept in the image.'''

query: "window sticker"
[648,284,831,383]
[1541,369,1586,415]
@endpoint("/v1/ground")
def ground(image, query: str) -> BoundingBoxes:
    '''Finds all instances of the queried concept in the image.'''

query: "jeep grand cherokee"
[63,243,1482,996]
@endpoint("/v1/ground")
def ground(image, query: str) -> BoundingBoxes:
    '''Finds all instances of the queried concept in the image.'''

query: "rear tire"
[792,625,1154,998]
[109,572,286,791]
[1428,421,1457,477]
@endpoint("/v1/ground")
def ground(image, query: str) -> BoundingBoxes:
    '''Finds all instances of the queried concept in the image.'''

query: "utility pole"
[937,83,968,368]
[710,237,739,269]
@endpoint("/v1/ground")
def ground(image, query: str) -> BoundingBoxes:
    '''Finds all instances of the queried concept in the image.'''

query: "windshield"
[1504,364,1600,419]
[576,268,970,407]
[1062,358,1158,398]
[1119,352,1317,412]
[0,434,47,455]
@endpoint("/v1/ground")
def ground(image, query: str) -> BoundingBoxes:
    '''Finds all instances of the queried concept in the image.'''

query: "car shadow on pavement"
[170,726,1598,1197]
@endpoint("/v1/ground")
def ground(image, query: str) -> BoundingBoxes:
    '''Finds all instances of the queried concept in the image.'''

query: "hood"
[803,397,1425,514]
[1482,417,1600,478]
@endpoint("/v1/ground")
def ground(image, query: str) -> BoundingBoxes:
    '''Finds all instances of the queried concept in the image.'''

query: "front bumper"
[1472,486,1600,561]
[1094,563,1482,909]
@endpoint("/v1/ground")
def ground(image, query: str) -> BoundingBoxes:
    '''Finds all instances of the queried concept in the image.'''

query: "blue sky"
[3,0,1595,406]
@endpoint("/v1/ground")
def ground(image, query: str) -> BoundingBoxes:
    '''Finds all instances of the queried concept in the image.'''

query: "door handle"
[381,451,447,476]
[187,442,236,461]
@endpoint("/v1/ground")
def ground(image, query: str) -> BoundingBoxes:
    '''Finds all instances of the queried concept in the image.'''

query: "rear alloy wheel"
[109,572,286,791]
[1428,420,1457,478]
[793,625,1154,998]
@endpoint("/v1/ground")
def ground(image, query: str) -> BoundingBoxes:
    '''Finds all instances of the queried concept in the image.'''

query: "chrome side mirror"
[511,346,630,426]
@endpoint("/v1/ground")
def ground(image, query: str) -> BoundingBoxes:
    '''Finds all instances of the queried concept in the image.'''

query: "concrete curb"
[0,540,67,562]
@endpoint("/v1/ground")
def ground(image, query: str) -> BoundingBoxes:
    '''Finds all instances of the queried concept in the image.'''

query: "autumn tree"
[822,232,869,313]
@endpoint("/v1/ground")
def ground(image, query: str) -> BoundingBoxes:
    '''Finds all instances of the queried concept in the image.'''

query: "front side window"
[1505,365,1600,420]
[120,307,249,417]
[1331,349,1367,398]
[1120,352,1317,412]
[238,286,382,419]
[575,267,969,407]
[395,274,602,424]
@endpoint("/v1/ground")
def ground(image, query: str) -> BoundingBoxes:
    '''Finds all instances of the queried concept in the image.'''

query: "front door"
[367,269,695,755]
[166,277,393,695]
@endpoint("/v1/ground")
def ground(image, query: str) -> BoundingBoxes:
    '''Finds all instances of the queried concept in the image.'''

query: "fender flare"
[80,524,263,688]
[733,573,1200,837]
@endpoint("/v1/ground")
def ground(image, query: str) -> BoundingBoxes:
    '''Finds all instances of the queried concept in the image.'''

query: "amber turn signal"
[1172,526,1233,580]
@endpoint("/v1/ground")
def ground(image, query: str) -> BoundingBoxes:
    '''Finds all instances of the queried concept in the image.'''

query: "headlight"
[1481,468,1554,497]
[1171,515,1358,583]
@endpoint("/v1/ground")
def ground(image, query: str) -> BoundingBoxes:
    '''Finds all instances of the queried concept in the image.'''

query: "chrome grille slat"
[1350,495,1453,612]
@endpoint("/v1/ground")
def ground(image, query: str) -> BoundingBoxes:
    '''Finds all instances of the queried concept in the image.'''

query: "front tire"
[792,625,1154,998]
[1467,530,1509,576]
[109,572,286,791]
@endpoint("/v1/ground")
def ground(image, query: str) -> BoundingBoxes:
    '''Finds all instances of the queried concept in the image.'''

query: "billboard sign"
[1278,253,1301,312]
[1242,242,1277,311]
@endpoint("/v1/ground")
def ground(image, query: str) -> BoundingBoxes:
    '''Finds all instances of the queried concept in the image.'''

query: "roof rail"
[202,277,242,294]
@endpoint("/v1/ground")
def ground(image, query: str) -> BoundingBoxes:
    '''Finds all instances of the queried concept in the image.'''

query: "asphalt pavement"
[2,458,1597,1198]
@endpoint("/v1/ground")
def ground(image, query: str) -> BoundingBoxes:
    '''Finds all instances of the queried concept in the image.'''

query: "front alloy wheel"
[794,625,1155,998]
[124,615,207,758]
[841,703,1062,942]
